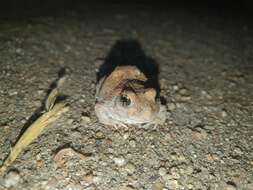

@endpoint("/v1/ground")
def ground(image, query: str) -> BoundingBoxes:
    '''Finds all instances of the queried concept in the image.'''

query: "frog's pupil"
[120,95,131,106]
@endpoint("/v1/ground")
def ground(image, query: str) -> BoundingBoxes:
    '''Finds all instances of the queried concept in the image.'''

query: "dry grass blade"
[0,73,69,176]
[45,88,58,111]
[0,102,68,176]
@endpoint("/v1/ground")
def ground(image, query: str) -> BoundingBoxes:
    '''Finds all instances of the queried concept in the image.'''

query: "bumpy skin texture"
[95,65,166,127]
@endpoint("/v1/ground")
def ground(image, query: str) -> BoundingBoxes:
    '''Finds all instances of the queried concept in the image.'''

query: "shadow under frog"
[96,39,161,96]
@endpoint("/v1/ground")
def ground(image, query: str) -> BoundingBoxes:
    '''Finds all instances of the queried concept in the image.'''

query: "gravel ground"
[0,3,253,190]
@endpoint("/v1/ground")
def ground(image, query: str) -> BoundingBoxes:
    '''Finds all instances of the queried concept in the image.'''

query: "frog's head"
[111,87,160,124]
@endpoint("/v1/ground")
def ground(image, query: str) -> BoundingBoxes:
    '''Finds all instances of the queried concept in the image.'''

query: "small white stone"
[93,176,102,184]
[79,98,85,103]
[166,179,179,189]
[201,90,212,99]
[123,132,130,140]
[170,167,180,179]
[113,156,126,166]
[234,147,243,155]
[179,95,191,101]
[175,103,182,108]
[81,116,91,124]
[173,85,179,91]
[8,90,18,96]
[4,170,21,188]
[15,48,23,55]
[129,139,136,147]
[221,110,228,117]
[187,183,194,189]
[158,167,167,176]
[37,90,44,95]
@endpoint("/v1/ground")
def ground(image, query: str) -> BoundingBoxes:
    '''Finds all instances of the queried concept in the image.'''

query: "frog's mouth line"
[108,106,158,125]
[96,96,162,126]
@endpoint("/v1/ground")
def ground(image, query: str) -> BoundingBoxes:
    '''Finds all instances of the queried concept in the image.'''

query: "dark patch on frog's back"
[96,39,160,94]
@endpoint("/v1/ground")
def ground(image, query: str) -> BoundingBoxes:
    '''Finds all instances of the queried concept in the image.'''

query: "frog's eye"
[119,95,131,107]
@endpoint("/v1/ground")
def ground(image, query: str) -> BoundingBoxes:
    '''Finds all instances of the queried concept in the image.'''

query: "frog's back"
[96,66,147,101]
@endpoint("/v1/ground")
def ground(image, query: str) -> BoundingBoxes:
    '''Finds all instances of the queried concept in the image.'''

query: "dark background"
[0,0,252,20]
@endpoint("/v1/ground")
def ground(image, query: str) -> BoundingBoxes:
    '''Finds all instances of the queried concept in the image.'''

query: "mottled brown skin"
[95,65,166,127]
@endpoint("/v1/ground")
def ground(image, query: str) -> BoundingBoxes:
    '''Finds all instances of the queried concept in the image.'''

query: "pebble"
[4,170,21,188]
[33,100,41,107]
[94,58,104,70]
[177,155,187,162]
[113,186,135,190]
[179,95,191,101]
[81,115,91,124]
[172,85,179,91]
[158,167,167,176]
[8,89,18,96]
[84,185,96,190]
[37,90,44,95]
[187,183,194,189]
[124,163,136,174]
[165,179,179,189]
[192,130,208,140]
[21,118,27,124]
[175,103,182,108]
[71,131,82,138]
[167,102,176,111]
[93,175,102,184]
[233,147,243,155]
[113,156,126,166]
[83,174,94,184]
[221,110,228,117]
[204,125,215,130]
[79,98,85,103]
[123,132,130,140]
[200,90,212,99]
[160,78,167,89]
[15,48,24,55]
[67,119,74,125]
[90,83,96,89]
[162,174,173,181]
[178,88,189,96]
[224,183,237,190]
[95,131,105,139]
[151,181,165,190]
[44,177,58,190]
[129,139,137,147]
[170,167,180,179]
[185,166,194,175]
[66,183,82,190]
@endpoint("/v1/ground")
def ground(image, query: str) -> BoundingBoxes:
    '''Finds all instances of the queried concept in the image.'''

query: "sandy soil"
[0,3,253,190]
